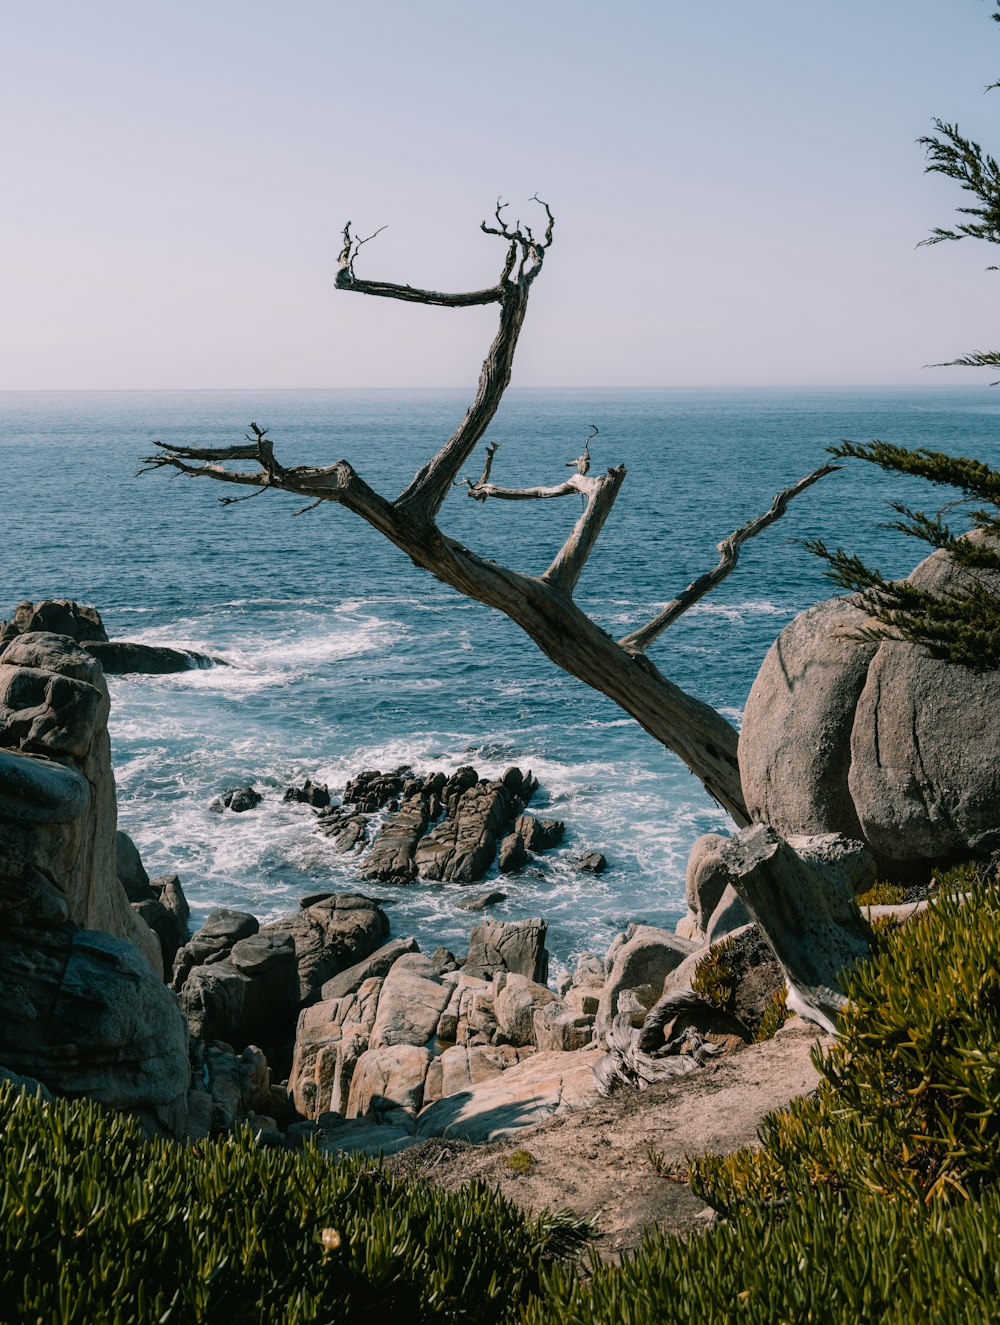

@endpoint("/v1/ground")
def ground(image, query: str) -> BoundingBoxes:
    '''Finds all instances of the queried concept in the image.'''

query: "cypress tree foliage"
[808,3,1000,670]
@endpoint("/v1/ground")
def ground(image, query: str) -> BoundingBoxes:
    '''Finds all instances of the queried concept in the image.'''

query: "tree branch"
[334,201,554,523]
[620,464,839,653]
[462,431,626,596]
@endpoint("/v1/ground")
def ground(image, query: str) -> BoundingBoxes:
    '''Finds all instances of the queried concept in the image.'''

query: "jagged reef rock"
[740,542,1000,875]
[0,925,189,1136]
[318,764,551,885]
[0,631,161,973]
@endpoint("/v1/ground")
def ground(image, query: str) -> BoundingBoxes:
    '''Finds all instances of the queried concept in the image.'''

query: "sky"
[3,1,1000,390]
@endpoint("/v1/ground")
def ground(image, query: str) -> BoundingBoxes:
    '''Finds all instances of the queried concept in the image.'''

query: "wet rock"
[83,641,215,675]
[209,785,262,814]
[454,890,507,912]
[360,793,430,883]
[515,814,564,852]
[343,768,410,814]
[414,775,518,883]
[576,850,607,873]
[283,779,331,808]
[497,831,528,873]
[315,808,368,853]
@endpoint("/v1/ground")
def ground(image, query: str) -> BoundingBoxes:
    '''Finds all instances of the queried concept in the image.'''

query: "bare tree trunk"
[719,824,874,1032]
[141,201,834,827]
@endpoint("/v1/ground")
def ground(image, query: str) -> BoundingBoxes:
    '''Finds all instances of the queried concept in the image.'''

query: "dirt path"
[386,1019,824,1257]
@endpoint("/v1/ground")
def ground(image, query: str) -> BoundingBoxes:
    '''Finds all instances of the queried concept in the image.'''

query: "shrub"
[693,883,1000,1210]
[690,938,736,1012]
[0,1084,556,1324]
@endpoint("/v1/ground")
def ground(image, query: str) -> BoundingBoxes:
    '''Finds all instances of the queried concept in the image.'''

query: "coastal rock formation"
[174,895,391,1054]
[318,764,554,886]
[595,925,697,1041]
[1,600,215,674]
[464,917,549,984]
[0,631,162,973]
[739,542,1000,875]
[210,785,262,813]
[0,924,189,1136]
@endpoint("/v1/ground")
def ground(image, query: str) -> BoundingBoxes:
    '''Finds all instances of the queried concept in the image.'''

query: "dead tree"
[141,202,864,1027]
[142,201,833,825]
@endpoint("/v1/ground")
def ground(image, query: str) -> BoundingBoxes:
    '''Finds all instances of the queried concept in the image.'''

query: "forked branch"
[463,432,626,596]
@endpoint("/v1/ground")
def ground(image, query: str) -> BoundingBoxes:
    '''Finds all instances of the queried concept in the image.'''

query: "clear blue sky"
[3,1,999,389]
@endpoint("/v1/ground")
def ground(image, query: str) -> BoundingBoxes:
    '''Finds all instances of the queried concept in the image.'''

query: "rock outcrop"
[0,924,190,1136]
[0,631,161,973]
[1,600,215,674]
[316,764,556,886]
[739,541,1000,875]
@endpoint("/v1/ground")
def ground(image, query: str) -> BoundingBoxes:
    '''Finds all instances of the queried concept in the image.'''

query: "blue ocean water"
[3,386,998,979]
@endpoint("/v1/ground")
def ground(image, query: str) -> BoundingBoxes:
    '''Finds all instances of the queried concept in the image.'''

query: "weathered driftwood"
[719,824,874,1034]
[140,202,833,826]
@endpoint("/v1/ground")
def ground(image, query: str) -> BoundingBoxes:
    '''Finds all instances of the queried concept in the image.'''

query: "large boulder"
[7,599,107,643]
[740,540,1000,875]
[463,917,548,984]
[0,632,161,974]
[595,924,697,1041]
[260,893,389,1005]
[367,965,451,1050]
[178,931,299,1051]
[0,925,189,1135]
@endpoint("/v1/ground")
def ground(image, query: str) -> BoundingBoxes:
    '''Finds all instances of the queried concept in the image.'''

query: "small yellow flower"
[320,1228,341,1251]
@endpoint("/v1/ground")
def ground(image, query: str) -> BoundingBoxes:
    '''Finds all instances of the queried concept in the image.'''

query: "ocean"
[3,385,998,981]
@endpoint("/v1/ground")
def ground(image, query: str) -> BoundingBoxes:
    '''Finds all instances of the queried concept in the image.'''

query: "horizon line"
[0,381,993,395]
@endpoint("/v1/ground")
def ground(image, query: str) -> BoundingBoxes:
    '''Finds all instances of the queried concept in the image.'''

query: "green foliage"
[529,1187,1000,1324]
[856,881,907,906]
[693,886,1000,1212]
[526,883,1000,1323]
[804,35,1000,668]
[6,877,1000,1323]
[690,937,736,1013]
[0,1086,558,1324]
[505,1149,537,1175]
[753,988,790,1042]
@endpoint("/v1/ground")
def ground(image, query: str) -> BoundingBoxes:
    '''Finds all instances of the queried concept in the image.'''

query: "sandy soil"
[386,1017,825,1258]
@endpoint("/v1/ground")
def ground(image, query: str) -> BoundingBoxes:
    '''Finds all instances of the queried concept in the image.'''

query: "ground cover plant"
[0,1084,569,1324]
[530,871,1000,1324]
[5,869,999,1323]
